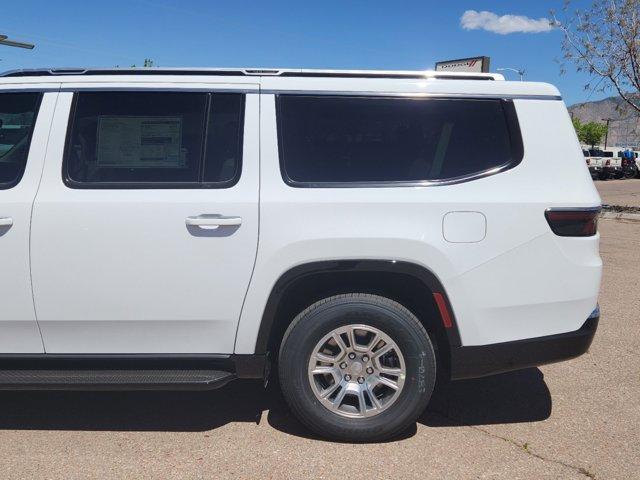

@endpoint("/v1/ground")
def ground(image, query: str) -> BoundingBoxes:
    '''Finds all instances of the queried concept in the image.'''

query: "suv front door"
[31,84,259,353]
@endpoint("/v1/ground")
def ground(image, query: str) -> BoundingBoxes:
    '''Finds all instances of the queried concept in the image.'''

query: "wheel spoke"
[311,365,337,376]
[366,333,380,353]
[349,326,369,352]
[319,381,341,399]
[378,365,402,376]
[372,343,393,359]
[331,333,348,360]
[372,374,399,391]
[365,383,383,410]
[331,384,348,410]
[315,351,336,363]
[357,389,368,415]
[347,326,358,351]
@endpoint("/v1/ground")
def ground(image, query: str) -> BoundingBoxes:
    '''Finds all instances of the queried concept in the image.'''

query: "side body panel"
[235,78,601,353]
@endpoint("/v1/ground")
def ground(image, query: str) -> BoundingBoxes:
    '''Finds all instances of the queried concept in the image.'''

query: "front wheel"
[278,293,436,442]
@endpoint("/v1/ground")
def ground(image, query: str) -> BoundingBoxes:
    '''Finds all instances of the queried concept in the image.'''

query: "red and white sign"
[435,56,490,73]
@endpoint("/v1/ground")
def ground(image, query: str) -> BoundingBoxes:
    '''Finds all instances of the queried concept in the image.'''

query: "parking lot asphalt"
[596,178,640,208]
[0,219,637,479]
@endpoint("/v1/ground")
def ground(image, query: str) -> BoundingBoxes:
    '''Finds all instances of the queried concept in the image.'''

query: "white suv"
[0,67,601,441]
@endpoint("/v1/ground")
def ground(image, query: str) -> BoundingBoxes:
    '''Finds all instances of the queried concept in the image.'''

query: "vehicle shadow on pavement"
[0,380,270,432]
[266,367,552,441]
[420,368,552,427]
[0,368,550,436]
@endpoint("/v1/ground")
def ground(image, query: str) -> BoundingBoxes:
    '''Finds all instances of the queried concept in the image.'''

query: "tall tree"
[553,0,640,113]
[582,121,609,147]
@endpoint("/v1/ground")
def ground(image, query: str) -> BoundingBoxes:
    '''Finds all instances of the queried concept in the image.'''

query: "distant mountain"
[568,95,640,148]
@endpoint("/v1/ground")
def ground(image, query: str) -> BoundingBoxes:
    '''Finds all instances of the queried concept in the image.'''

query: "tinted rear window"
[277,95,522,186]
[0,92,42,189]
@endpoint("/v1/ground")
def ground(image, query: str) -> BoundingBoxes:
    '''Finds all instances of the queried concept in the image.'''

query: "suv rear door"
[30,81,259,353]
[0,87,57,352]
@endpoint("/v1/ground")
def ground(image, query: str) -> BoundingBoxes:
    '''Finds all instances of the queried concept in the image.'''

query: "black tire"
[278,293,436,442]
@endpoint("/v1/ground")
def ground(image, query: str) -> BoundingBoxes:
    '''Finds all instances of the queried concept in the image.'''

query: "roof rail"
[0,67,503,81]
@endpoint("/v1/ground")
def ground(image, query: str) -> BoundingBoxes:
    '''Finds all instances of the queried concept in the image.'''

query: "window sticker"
[96,116,185,168]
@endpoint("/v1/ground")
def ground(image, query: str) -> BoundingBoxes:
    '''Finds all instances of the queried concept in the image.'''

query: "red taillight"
[545,208,600,237]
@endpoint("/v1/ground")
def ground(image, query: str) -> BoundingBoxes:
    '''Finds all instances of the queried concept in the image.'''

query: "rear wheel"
[278,293,436,442]
[624,166,638,179]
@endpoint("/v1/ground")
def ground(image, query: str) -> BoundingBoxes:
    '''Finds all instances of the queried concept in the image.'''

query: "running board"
[0,369,236,390]
[0,354,268,390]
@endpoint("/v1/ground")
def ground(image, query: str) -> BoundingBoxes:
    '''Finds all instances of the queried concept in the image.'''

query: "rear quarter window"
[276,95,523,186]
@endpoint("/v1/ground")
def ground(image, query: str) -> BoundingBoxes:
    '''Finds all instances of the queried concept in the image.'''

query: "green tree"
[129,58,156,68]
[580,121,608,148]
[572,116,583,138]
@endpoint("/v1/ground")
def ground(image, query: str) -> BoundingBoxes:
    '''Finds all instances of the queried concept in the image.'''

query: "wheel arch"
[254,260,461,375]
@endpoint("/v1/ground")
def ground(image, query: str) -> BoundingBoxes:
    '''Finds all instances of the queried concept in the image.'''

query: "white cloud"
[461,10,555,35]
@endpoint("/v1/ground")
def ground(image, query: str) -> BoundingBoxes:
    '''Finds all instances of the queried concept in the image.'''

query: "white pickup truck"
[584,150,602,180]
[589,149,622,180]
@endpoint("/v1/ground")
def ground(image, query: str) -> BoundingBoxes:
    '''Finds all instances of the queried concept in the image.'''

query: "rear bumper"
[450,307,599,380]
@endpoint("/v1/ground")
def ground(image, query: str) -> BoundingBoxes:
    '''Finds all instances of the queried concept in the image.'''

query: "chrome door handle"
[0,217,13,227]
[185,215,242,229]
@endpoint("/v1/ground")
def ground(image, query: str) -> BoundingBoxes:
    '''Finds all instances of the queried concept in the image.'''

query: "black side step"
[0,354,268,390]
[0,369,236,391]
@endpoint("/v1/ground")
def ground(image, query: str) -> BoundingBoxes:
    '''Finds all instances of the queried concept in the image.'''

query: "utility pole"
[602,117,614,149]
[0,34,35,50]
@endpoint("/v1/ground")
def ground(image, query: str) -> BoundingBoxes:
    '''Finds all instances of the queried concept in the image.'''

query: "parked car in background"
[584,149,602,180]
[619,149,639,179]
[617,149,640,179]
[590,149,621,180]
[608,153,624,179]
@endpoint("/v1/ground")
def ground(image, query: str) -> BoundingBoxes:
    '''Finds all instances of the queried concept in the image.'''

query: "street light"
[0,34,35,49]
[497,67,525,81]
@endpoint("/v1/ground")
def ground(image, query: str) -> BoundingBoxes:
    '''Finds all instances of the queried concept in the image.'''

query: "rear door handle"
[0,217,13,227]
[185,215,242,229]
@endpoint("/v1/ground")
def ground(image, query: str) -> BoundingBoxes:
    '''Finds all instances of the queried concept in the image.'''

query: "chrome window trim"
[59,86,258,93]
[0,87,60,93]
[263,90,561,101]
[277,165,513,189]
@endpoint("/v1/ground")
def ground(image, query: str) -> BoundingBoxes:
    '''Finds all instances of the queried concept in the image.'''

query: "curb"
[600,211,640,222]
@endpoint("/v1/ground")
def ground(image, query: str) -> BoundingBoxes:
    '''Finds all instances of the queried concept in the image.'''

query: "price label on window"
[96,116,185,168]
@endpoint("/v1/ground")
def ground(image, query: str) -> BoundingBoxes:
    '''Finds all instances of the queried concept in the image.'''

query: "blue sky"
[1,0,601,106]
